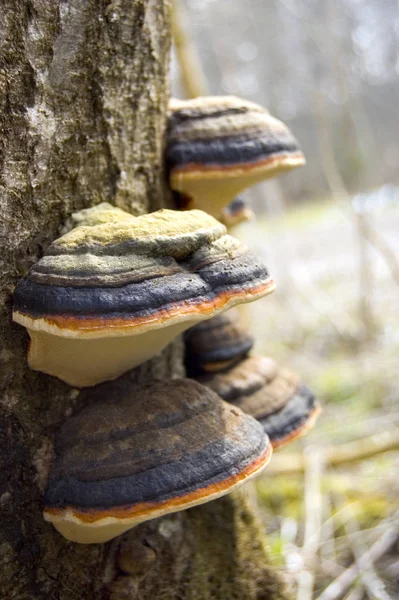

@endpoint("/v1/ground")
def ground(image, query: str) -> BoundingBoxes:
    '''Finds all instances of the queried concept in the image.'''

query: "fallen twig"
[320,491,337,567]
[315,522,399,600]
[384,560,399,578]
[296,447,325,600]
[345,585,365,600]
[317,557,345,578]
[334,494,392,600]
[267,429,399,475]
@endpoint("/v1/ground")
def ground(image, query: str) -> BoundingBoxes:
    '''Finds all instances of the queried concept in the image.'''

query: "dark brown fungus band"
[259,385,320,450]
[196,356,320,449]
[13,209,275,387]
[185,308,254,375]
[166,96,305,218]
[43,379,273,544]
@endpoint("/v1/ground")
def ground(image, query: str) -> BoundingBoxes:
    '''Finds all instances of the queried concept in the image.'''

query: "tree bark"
[0,2,289,598]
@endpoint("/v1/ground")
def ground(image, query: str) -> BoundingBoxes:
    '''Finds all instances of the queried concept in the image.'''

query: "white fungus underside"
[17,282,275,387]
[26,322,191,387]
[171,155,304,217]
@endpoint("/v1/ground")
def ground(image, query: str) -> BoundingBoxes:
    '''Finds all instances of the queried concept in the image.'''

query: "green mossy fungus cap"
[13,208,275,386]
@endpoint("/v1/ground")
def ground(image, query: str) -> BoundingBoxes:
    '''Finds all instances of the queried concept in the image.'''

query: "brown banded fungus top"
[13,208,275,387]
[196,356,320,449]
[258,384,320,449]
[185,308,254,375]
[166,96,305,218]
[43,379,273,544]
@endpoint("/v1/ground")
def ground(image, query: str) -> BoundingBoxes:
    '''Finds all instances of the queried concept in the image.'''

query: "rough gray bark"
[0,2,289,598]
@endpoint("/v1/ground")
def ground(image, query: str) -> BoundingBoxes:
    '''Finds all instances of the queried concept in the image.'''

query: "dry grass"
[237,195,399,599]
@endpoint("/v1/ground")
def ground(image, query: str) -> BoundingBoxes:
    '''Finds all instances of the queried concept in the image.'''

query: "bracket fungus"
[60,202,135,234]
[185,308,254,375]
[43,379,272,544]
[259,384,320,450]
[13,208,276,387]
[196,356,320,449]
[220,197,255,229]
[166,96,305,218]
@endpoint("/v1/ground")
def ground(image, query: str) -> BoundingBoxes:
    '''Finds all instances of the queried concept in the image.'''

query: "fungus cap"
[196,356,320,448]
[185,308,254,375]
[167,96,305,217]
[220,197,255,229]
[13,209,275,387]
[43,379,272,544]
[60,202,135,235]
[260,385,320,449]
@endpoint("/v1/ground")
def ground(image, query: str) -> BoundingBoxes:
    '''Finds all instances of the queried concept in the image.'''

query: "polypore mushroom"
[60,202,135,234]
[259,384,320,450]
[43,378,272,544]
[185,308,254,375]
[196,356,320,449]
[166,96,305,218]
[13,208,276,387]
[220,197,255,229]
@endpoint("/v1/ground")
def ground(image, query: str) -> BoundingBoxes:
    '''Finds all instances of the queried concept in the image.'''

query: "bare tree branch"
[171,0,208,98]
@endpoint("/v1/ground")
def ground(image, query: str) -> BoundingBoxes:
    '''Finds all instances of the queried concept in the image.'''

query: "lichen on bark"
[0,1,289,598]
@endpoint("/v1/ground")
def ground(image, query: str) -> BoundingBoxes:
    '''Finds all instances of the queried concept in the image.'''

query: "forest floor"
[236,192,399,599]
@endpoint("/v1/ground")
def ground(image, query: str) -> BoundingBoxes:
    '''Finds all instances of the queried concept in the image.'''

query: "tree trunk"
[0,2,289,598]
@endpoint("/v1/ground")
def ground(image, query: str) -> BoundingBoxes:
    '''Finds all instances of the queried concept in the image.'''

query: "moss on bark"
[108,491,289,600]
